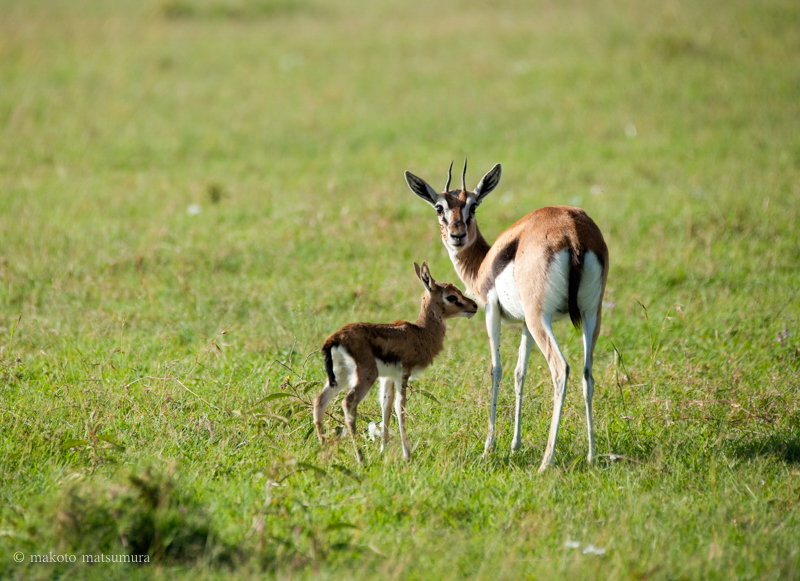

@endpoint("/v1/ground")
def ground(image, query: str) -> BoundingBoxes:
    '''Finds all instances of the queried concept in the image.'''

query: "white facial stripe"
[442,203,455,224]
[463,199,476,217]
[434,197,452,223]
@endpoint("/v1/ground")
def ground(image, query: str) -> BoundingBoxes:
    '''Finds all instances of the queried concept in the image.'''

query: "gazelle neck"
[416,294,447,341]
[449,227,491,298]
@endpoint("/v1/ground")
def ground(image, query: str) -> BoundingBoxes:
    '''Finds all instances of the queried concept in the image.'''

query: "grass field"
[2,0,800,578]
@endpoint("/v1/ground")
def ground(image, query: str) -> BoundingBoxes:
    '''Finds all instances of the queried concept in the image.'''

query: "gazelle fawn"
[405,160,609,472]
[312,262,478,463]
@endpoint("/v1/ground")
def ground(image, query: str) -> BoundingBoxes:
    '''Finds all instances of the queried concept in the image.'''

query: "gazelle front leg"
[394,375,413,461]
[342,371,377,464]
[484,300,503,456]
[378,377,395,454]
[511,326,534,453]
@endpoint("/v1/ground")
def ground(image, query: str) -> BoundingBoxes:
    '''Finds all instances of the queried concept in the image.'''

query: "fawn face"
[414,261,478,318]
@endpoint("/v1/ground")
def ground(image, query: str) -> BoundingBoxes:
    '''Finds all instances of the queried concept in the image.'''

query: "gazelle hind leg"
[511,326,534,453]
[313,380,344,444]
[528,313,569,473]
[577,251,606,465]
[342,364,378,464]
[378,377,395,454]
[581,309,602,465]
[394,376,412,461]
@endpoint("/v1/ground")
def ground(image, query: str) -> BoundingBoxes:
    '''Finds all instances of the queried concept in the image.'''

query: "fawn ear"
[414,261,435,292]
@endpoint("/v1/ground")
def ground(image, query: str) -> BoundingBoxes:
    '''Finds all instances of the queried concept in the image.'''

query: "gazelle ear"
[414,261,435,292]
[405,171,439,206]
[474,163,502,203]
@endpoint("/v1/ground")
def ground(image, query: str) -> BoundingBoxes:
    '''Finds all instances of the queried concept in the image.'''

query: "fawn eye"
[445,295,457,303]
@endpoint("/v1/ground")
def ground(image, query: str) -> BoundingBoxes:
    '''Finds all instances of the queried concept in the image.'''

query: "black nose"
[451,233,465,242]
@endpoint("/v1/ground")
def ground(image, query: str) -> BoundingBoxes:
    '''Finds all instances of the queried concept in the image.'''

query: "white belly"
[331,348,429,391]
[375,359,402,381]
[375,359,428,383]
[494,261,526,322]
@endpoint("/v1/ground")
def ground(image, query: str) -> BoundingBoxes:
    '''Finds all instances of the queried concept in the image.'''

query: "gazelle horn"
[444,160,454,192]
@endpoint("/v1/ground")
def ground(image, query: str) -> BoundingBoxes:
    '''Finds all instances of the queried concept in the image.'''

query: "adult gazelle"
[405,161,608,472]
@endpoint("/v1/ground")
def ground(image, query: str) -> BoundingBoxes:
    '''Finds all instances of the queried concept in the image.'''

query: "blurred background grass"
[1,0,799,579]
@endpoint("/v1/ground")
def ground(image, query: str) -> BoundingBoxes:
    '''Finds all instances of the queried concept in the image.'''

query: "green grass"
[1,0,800,578]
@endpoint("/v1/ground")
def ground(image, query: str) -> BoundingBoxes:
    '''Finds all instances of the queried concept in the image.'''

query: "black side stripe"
[371,345,400,365]
[480,239,519,299]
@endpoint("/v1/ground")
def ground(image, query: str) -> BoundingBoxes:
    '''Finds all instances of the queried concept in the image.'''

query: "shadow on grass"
[728,435,800,463]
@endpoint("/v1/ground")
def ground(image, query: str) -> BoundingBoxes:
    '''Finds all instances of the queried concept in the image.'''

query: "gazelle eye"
[445,295,457,303]
[435,206,444,215]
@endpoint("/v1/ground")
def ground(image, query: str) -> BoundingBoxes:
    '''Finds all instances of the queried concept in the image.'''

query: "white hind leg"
[577,251,605,466]
[313,345,357,444]
[581,308,602,464]
[313,380,345,444]
[526,313,569,473]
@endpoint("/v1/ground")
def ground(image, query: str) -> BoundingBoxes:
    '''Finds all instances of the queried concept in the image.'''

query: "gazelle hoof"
[537,462,554,474]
